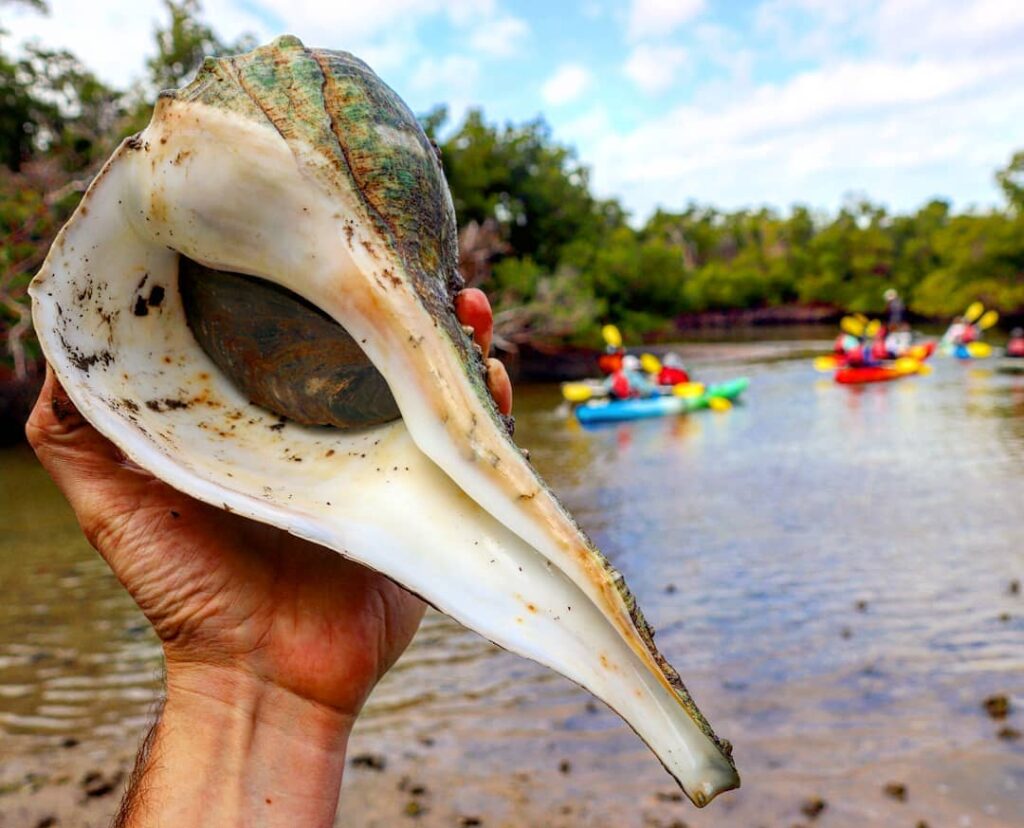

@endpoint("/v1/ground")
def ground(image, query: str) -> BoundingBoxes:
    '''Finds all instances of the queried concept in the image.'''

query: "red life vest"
[610,371,632,399]
[657,366,690,386]
[598,352,624,375]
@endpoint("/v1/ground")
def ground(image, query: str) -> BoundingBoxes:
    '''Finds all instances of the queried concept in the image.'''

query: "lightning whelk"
[29,36,738,806]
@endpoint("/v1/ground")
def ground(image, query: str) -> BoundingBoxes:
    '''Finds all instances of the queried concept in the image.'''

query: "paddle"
[562,382,599,403]
[708,396,733,412]
[966,341,993,358]
[814,355,841,372]
[893,356,923,375]
[865,319,882,338]
[640,353,662,375]
[601,324,623,349]
[672,382,706,398]
[978,309,999,330]
[840,316,865,337]
[964,302,984,324]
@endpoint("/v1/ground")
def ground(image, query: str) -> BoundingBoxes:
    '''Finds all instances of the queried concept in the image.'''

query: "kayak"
[835,366,908,384]
[814,340,936,372]
[835,361,931,384]
[575,378,749,425]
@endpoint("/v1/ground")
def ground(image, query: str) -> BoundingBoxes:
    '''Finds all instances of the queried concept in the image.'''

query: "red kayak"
[835,366,906,384]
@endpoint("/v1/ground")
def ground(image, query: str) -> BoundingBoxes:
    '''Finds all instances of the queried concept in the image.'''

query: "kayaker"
[885,323,912,358]
[846,340,880,367]
[870,326,890,361]
[1008,328,1024,358]
[607,354,656,399]
[942,316,967,347]
[884,288,905,327]
[598,344,624,375]
[656,352,691,386]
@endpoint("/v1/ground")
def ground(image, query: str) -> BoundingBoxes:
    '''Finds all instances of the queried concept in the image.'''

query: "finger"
[26,366,125,483]
[454,288,493,357]
[26,367,158,546]
[485,357,512,416]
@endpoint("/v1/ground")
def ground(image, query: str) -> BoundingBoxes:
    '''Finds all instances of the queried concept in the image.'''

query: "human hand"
[26,287,511,827]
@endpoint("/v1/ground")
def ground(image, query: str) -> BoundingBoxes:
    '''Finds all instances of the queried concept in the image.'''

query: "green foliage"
[447,134,1024,341]
[997,151,1024,213]
[437,109,614,270]
[0,0,256,375]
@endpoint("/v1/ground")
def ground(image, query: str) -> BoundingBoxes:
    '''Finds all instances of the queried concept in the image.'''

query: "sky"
[4,0,1024,222]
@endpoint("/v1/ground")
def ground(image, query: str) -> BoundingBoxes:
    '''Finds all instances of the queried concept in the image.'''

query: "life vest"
[657,366,690,386]
[598,352,624,375]
[610,371,632,399]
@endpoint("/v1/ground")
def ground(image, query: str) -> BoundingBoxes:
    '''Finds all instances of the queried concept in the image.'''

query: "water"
[1,343,1022,826]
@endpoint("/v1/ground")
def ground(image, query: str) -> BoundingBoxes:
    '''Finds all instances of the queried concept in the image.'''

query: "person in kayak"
[885,323,913,358]
[942,316,967,349]
[884,288,905,327]
[598,343,625,375]
[606,354,657,399]
[656,352,691,386]
[870,326,890,361]
[1008,328,1024,358]
[845,337,880,368]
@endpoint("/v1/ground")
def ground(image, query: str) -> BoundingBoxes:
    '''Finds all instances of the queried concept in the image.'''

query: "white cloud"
[541,63,591,106]
[872,0,1024,58]
[469,14,529,57]
[581,50,1024,217]
[0,0,519,88]
[627,0,705,41]
[624,43,688,94]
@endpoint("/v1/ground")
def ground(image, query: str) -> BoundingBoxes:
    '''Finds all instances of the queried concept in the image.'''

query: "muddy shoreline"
[2,693,1021,827]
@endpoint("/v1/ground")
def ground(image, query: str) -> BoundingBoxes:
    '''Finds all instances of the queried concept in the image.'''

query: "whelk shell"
[29,36,738,806]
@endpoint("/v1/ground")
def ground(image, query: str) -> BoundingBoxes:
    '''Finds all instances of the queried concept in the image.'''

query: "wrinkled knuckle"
[25,393,87,450]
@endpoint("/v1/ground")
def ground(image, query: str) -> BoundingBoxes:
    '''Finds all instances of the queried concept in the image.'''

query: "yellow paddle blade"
[561,382,594,403]
[978,309,999,330]
[673,382,705,398]
[853,313,868,325]
[865,319,881,338]
[893,357,921,374]
[907,344,928,360]
[840,316,864,337]
[601,324,623,348]
[709,396,732,412]
[917,363,933,376]
[964,302,984,323]
[640,353,662,375]
[966,341,992,358]
[814,355,839,372]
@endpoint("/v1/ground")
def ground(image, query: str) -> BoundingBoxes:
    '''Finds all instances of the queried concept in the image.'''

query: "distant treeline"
[427,105,1024,346]
[3,0,1024,380]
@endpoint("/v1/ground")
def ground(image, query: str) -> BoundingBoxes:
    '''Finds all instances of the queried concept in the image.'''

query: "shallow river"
[1,341,1022,827]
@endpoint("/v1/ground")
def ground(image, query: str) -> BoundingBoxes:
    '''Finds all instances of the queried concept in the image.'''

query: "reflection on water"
[1,345,1022,824]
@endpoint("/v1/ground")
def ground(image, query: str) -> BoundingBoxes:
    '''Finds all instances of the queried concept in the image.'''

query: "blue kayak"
[575,378,749,425]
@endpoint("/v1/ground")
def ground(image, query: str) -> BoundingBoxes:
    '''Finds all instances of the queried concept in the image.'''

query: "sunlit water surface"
[1,342,1022,825]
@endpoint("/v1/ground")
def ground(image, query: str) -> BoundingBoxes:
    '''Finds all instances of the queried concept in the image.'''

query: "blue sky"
[5,0,1024,221]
